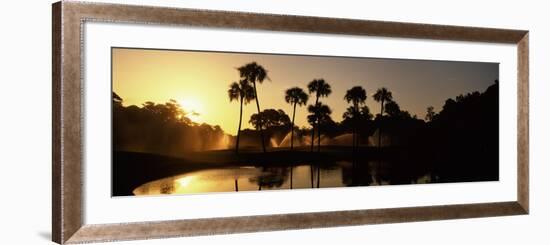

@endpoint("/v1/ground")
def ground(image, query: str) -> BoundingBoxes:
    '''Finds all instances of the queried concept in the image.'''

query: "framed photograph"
[52,1,529,244]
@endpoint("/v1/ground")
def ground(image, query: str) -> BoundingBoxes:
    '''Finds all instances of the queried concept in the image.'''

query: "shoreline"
[112,147,391,196]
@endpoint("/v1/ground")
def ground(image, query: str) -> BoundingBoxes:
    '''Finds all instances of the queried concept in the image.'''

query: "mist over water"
[116,125,392,157]
[270,132,385,148]
[276,131,308,148]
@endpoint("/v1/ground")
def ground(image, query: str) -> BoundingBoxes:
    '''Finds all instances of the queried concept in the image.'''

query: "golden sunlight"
[176,176,194,188]
[178,98,204,123]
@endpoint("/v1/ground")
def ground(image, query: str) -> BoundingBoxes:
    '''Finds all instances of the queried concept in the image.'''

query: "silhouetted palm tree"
[307,102,332,188]
[373,87,393,117]
[384,100,401,118]
[344,86,367,153]
[307,79,332,152]
[373,87,393,148]
[307,102,332,152]
[228,79,255,153]
[238,62,270,153]
[343,105,373,122]
[306,114,316,187]
[284,87,309,150]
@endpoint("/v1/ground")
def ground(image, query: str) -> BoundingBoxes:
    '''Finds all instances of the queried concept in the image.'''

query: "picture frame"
[52,1,529,244]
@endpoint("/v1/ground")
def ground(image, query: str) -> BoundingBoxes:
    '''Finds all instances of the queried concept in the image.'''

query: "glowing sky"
[112,48,498,135]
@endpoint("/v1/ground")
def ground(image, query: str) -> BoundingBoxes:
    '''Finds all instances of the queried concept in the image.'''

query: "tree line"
[112,95,228,156]
[229,61,416,154]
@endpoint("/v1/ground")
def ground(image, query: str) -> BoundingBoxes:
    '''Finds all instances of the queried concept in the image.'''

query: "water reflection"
[248,167,288,190]
[133,161,432,195]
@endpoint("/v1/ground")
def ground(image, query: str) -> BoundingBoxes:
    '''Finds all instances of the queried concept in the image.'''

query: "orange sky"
[112,48,498,136]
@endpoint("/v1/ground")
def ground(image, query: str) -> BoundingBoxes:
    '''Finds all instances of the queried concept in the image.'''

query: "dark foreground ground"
[113,146,393,196]
[113,146,498,196]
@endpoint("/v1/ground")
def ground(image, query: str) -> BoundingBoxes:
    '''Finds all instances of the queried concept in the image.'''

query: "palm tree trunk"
[234,179,239,192]
[290,102,297,150]
[317,164,321,188]
[235,98,243,154]
[354,104,360,157]
[310,127,315,152]
[310,95,320,187]
[310,95,319,152]
[252,82,267,153]
[355,119,359,152]
[309,125,315,188]
[377,100,384,176]
[290,165,293,189]
[353,105,358,155]
[351,126,355,153]
[355,127,358,152]
[317,124,321,152]
[317,99,322,152]
[351,119,357,168]
[378,99,384,150]
[310,165,314,188]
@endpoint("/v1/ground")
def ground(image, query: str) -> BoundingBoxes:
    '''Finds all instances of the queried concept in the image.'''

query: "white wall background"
[0,0,547,244]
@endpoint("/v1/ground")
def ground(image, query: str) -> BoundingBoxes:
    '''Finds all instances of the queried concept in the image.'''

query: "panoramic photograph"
[111,47,499,196]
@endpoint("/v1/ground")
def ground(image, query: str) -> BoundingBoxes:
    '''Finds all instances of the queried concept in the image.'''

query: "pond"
[133,161,433,195]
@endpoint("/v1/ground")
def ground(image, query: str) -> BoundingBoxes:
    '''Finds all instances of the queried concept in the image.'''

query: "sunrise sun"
[178,98,204,123]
